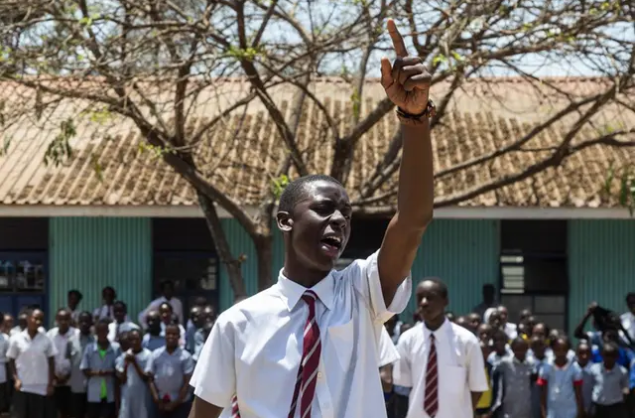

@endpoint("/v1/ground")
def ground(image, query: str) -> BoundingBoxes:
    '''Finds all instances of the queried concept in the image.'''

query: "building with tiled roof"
[0,77,633,333]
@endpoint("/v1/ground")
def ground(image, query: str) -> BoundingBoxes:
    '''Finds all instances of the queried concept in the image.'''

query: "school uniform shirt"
[579,363,594,413]
[47,327,75,383]
[394,319,488,418]
[6,330,57,396]
[69,332,95,394]
[545,348,576,363]
[591,346,634,370]
[10,326,45,337]
[190,251,412,418]
[67,307,81,324]
[80,341,121,403]
[107,320,140,342]
[142,334,165,352]
[378,326,399,368]
[491,356,534,418]
[138,296,184,328]
[117,348,152,418]
[537,360,583,418]
[488,350,512,368]
[588,363,628,406]
[504,322,518,340]
[0,333,9,384]
[146,346,194,402]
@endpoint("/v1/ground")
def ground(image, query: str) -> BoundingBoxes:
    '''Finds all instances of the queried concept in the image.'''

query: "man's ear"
[276,211,293,232]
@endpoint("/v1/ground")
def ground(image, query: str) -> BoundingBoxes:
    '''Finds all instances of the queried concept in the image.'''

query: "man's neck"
[59,327,70,335]
[98,340,109,349]
[282,259,330,289]
[425,317,445,332]
[166,346,177,354]
[27,329,38,338]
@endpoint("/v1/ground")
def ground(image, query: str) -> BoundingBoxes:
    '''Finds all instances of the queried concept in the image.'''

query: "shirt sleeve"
[189,312,236,408]
[182,352,195,376]
[392,332,412,387]
[6,338,18,360]
[45,337,58,358]
[467,336,488,392]
[378,327,400,368]
[572,363,583,384]
[349,251,412,323]
[621,367,629,391]
[115,355,125,373]
[490,365,504,412]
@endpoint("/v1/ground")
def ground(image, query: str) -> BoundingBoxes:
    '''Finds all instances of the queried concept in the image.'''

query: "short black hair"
[553,335,571,349]
[78,311,92,320]
[96,318,110,328]
[129,328,141,338]
[159,302,173,312]
[483,284,495,291]
[626,292,635,303]
[56,307,71,316]
[102,286,116,297]
[114,301,127,311]
[164,322,181,334]
[510,337,527,348]
[68,289,83,300]
[278,174,343,213]
[417,277,448,299]
[493,329,508,341]
[602,340,619,354]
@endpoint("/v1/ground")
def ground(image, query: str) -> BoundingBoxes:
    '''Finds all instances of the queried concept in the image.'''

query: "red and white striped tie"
[288,290,322,418]
[231,394,241,418]
[423,334,438,417]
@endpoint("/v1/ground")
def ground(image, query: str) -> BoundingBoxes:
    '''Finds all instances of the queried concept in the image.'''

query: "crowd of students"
[0,281,215,418]
[381,284,635,418]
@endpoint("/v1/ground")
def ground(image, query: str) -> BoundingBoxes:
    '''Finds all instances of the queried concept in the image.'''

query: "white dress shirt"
[394,319,488,418]
[138,296,184,328]
[379,326,400,368]
[107,320,140,342]
[0,333,9,384]
[7,330,57,396]
[620,312,635,343]
[504,322,518,340]
[93,304,129,322]
[47,327,75,381]
[190,251,411,418]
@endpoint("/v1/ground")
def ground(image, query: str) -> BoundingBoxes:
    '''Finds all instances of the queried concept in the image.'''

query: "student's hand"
[14,379,21,391]
[125,352,136,363]
[380,19,431,116]
[164,401,178,412]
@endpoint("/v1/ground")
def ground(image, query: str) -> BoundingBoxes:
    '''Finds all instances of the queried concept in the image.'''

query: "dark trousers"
[54,386,72,416]
[153,402,191,418]
[86,400,116,418]
[594,402,628,418]
[12,391,52,418]
[70,392,87,418]
[0,382,7,413]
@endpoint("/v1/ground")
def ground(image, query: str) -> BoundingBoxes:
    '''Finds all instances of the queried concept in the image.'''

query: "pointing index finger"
[387,19,408,58]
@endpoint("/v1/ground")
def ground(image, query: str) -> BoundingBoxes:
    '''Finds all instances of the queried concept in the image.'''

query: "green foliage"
[350,88,361,120]
[270,174,289,199]
[226,45,267,63]
[605,162,635,216]
[44,119,76,166]
[137,142,176,159]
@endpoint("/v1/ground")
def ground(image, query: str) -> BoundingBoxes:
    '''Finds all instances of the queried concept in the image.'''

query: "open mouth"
[320,235,342,257]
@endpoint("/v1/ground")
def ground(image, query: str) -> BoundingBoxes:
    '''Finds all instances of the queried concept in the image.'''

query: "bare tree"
[1,0,634,294]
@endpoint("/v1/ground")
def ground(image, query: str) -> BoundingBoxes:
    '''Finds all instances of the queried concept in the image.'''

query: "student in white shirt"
[138,280,184,328]
[394,278,488,418]
[189,19,434,418]
[7,308,56,418]
[47,308,75,418]
[497,305,518,340]
[108,301,140,342]
[93,286,120,321]
[67,289,83,325]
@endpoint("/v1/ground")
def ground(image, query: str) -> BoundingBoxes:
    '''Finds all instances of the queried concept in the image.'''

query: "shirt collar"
[277,270,335,311]
[423,318,450,341]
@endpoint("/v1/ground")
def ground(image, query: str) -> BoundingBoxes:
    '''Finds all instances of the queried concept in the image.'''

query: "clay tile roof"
[0,77,633,210]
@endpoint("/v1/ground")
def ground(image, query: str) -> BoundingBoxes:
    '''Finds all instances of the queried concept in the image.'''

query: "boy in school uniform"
[184,306,202,354]
[576,341,595,416]
[394,279,488,418]
[588,342,629,418]
[142,311,165,351]
[147,323,194,418]
[70,311,95,418]
[491,337,534,418]
[107,301,140,343]
[81,319,121,418]
[7,308,56,418]
[489,329,512,368]
[47,308,76,418]
[189,19,434,418]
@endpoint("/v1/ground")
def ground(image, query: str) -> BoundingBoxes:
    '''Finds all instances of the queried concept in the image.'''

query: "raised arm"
[378,19,434,306]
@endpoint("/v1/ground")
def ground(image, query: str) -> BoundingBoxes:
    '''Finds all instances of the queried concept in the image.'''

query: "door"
[0,252,48,318]
[153,252,219,321]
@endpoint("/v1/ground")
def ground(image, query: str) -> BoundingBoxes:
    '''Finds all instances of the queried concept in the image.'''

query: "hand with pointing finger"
[381,19,432,117]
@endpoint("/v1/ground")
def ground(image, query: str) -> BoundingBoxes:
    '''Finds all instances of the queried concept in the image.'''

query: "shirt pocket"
[440,365,467,403]
[327,320,354,371]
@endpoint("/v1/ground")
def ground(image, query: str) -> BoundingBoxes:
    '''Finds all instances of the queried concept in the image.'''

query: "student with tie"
[394,278,488,418]
[188,19,435,418]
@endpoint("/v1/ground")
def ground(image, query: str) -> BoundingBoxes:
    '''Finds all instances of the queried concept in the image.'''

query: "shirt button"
[317,372,323,380]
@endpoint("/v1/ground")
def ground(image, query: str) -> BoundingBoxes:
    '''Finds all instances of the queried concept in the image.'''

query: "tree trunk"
[254,233,274,291]
[197,192,247,298]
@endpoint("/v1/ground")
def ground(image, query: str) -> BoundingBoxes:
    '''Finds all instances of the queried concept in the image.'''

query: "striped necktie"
[424,334,438,417]
[231,394,240,418]
[288,290,321,418]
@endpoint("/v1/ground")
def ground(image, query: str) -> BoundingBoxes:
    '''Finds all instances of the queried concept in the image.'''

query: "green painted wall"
[218,219,500,316]
[49,218,152,324]
[568,219,635,334]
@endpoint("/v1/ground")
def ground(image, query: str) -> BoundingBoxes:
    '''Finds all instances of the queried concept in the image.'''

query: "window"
[500,220,568,330]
